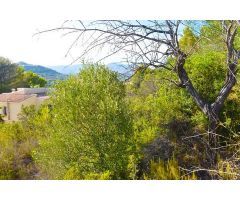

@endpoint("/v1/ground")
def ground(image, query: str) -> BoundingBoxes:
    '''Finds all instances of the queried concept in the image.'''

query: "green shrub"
[144,157,196,180]
[34,65,135,180]
[0,122,37,179]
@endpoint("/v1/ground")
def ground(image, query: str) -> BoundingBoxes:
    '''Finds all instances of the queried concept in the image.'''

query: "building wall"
[0,88,49,122]
[0,95,37,121]
[10,96,37,121]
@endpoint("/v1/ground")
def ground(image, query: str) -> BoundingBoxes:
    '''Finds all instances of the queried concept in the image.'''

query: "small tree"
[34,65,135,179]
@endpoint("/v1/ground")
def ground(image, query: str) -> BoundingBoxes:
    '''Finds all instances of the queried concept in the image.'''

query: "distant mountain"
[107,62,133,79]
[47,64,82,75]
[18,62,67,81]
[48,62,132,78]
[18,62,133,82]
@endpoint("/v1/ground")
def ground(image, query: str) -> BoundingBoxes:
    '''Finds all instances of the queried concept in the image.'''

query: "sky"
[0,0,237,68]
[0,19,71,66]
[0,19,124,67]
[0,19,179,67]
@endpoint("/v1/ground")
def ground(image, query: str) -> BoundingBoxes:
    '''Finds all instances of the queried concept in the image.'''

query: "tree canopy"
[0,57,47,92]
[0,57,19,92]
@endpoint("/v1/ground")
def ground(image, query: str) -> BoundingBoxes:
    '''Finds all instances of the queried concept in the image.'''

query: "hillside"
[18,62,132,82]
[48,62,132,79]
[18,62,67,81]
[47,64,82,75]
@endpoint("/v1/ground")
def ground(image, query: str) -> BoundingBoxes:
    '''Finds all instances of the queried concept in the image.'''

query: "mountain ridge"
[18,62,67,81]
[18,61,132,82]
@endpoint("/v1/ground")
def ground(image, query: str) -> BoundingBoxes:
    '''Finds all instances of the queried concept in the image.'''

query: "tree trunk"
[207,107,220,165]
[207,106,219,149]
[208,118,218,150]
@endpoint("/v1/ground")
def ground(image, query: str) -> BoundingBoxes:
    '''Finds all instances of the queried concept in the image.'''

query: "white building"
[0,88,49,121]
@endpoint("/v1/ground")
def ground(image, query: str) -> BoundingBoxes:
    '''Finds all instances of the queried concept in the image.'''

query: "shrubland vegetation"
[1,21,240,179]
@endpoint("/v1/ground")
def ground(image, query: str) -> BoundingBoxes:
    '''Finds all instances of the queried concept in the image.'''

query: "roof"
[0,93,34,102]
[37,96,50,100]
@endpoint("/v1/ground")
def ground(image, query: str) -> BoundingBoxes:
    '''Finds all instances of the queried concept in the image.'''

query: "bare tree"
[37,20,240,155]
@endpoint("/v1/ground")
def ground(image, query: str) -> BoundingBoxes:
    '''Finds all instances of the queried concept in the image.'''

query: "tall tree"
[0,57,18,92]
[0,58,47,91]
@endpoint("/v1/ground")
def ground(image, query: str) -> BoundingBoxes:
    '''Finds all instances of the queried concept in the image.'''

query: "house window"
[3,106,7,116]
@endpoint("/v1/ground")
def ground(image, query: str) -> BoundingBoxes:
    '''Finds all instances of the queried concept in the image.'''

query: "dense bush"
[143,157,196,180]
[0,122,38,179]
[33,65,136,179]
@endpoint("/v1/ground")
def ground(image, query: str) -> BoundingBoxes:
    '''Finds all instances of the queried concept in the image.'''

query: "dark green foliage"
[0,57,48,92]
[0,57,19,92]
[21,71,47,87]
